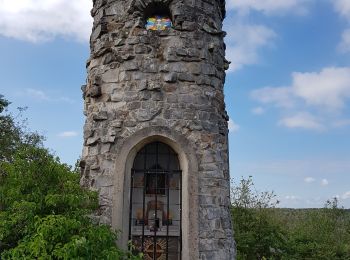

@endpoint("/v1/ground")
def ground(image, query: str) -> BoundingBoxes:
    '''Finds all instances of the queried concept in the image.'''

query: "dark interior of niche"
[143,3,172,23]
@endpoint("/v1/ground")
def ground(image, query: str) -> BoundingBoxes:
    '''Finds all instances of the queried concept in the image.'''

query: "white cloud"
[0,0,92,42]
[333,0,350,20]
[321,179,329,186]
[305,197,324,207]
[18,88,75,103]
[304,177,315,183]
[224,0,311,72]
[251,107,265,115]
[341,191,350,200]
[278,112,324,131]
[226,0,310,15]
[280,195,331,208]
[252,67,350,130]
[332,1,350,53]
[228,119,240,132]
[292,68,350,110]
[339,29,350,53]
[58,97,75,104]
[332,119,350,127]
[285,195,300,200]
[58,131,78,138]
[281,195,303,207]
[253,67,350,111]
[233,159,350,181]
[25,88,50,101]
[251,87,294,108]
[225,23,276,71]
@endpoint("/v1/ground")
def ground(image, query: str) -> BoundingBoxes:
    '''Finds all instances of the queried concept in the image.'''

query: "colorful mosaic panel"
[146,16,172,31]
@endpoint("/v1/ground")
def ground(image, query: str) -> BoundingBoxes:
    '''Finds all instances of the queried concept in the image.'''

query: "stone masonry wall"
[81,0,235,259]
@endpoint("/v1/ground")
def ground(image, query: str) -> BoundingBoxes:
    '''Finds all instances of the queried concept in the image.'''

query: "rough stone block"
[102,69,119,83]
[178,73,195,82]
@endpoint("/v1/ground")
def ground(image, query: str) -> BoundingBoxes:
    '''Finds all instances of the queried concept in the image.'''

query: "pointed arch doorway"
[129,142,182,260]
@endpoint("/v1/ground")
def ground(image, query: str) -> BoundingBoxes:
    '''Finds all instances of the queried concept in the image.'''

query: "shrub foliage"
[0,95,141,259]
[231,177,350,260]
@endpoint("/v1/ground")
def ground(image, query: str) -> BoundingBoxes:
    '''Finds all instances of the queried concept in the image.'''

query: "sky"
[0,0,350,208]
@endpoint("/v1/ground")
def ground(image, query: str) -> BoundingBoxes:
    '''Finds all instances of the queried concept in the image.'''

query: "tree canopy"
[0,95,142,259]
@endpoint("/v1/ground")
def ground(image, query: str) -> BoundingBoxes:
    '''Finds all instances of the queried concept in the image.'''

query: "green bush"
[231,177,350,260]
[284,199,350,260]
[0,95,142,259]
[231,177,287,259]
[0,146,141,259]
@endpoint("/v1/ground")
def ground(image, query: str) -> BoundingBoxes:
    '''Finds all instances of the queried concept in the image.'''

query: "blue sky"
[0,0,350,208]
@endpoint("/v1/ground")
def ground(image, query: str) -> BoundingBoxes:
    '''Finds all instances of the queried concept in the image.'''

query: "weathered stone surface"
[135,107,162,122]
[123,61,139,71]
[81,0,235,259]
[102,69,119,83]
[182,21,197,31]
[110,92,123,102]
[178,72,195,82]
[92,111,108,121]
[164,72,177,83]
[88,85,102,97]
[135,45,151,54]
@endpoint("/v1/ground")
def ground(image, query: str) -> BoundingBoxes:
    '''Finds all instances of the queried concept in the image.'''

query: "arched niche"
[129,142,182,259]
[143,2,173,30]
[111,127,199,260]
[130,0,174,30]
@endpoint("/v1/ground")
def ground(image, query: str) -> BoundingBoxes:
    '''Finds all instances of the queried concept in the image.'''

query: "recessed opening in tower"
[129,142,182,260]
[144,3,172,31]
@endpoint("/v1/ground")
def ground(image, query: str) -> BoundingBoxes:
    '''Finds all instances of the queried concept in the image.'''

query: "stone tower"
[81,0,235,259]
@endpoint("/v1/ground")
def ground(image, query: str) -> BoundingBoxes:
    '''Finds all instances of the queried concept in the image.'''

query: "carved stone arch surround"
[111,126,199,259]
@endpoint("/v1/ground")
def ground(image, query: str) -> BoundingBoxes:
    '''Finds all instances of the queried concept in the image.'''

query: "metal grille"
[129,142,182,260]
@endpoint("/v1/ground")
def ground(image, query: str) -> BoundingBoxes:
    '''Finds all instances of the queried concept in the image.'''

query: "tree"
[231,177,287,260]
[0,95,42,162]
[0,96,142,259]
